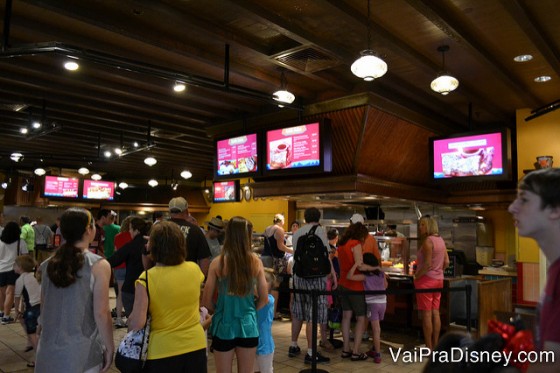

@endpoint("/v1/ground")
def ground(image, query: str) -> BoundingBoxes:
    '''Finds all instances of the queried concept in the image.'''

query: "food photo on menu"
[266,123,321,170]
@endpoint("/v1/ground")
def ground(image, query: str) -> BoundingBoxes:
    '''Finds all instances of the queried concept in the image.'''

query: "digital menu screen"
[266,122,320,170]
[432,131,504,178]
[213,180,239,202]
[216,133,258,176]
[82,180,115,200]
[43,176,79,198]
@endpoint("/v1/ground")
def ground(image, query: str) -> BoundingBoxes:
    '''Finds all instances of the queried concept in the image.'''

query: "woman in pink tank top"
[414,216,449,350]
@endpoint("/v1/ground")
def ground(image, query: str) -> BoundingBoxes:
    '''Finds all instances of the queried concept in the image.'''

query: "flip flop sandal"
[341,350,352,358]
[351,352,368,361]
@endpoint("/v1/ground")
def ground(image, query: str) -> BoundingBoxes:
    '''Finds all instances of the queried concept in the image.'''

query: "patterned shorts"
[291,275,328,324]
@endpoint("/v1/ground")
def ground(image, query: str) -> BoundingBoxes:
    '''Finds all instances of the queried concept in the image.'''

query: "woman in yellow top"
[128,221,207,372]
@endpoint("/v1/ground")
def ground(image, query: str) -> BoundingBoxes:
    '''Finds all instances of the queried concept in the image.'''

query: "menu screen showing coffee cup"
[432,132,503,178]
[266,122,320,170]
[44,176,79,198]
[82,180,115,200]
[216,134,258,176]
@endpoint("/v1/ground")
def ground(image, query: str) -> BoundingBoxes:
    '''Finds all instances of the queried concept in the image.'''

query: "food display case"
[376,235,409,275]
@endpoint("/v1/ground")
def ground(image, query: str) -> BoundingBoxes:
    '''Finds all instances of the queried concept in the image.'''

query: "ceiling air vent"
[273,46,340,73]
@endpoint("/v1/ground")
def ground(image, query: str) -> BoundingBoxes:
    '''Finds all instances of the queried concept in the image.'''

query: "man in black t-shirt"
[168,197,211,277]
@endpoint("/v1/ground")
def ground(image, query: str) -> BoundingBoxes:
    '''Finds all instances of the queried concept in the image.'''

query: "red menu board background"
[266,122,320,170]
[44,176,79,198]
[213,181,237,202]
[432,132,503,178]
[216,134,258,175]
[83,180,115,200]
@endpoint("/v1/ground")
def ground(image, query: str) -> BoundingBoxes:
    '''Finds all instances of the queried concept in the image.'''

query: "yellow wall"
[514,108,560,263]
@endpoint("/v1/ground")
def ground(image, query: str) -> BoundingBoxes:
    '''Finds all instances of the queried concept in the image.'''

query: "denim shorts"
[24,304,41,334]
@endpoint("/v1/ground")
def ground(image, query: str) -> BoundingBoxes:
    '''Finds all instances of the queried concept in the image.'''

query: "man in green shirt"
[103,211,120,258]
[20,216,35,258]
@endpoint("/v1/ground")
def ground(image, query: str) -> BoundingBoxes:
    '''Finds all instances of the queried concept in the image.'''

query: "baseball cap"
[169,197,188,213]
[350,213,364,224]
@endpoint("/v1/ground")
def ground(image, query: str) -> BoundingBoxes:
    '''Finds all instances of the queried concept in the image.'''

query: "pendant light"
[430,45,459,95]
[351,0,387,81]
[272,71,295,107]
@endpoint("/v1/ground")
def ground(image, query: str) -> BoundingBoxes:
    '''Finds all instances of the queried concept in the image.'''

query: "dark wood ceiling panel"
[0,0,558,189]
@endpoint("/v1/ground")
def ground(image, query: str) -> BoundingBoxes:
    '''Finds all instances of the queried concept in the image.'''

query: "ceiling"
[0,0,559,188]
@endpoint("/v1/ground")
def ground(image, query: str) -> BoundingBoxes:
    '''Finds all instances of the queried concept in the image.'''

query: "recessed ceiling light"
[78,167,90,175]
[34,168,46,176]
[148,179,158,187]
[534,75,552,83]
[20,128,28,134]
[64,61,79,71]
[133,141,139,148]
[91,173,102,181]
[173,81,186,92]
[144,156,157,166]
[32,121,41,129]
[180,170,192,179]
[104,150,112,158]
[10,152,23,162]
[513,54,533,62]
[1,182,7,189]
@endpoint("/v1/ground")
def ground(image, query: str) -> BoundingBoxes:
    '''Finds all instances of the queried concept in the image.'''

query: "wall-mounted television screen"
[213,180,240,203]
[263,120,332,176]
[215,133,259,179]
[82,180,115,200]
[43,176,79,198]
[430,128,512,182]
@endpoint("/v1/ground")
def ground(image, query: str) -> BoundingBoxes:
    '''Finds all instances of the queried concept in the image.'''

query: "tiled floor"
[0,292,427,372]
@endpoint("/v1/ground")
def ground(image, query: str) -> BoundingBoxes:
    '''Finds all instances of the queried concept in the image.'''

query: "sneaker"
[1,316,14,324]
[373,352,381,364]
[288,345,301,357]
[0,312,4,318]
[304,351,330,364]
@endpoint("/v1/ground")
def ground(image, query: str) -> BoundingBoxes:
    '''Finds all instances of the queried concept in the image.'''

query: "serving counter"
[384,275,512,337]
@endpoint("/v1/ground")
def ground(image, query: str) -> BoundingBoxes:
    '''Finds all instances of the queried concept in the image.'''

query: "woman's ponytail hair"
[47,208,92,288]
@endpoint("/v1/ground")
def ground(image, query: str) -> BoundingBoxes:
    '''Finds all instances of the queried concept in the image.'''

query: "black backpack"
[294,225,331,278]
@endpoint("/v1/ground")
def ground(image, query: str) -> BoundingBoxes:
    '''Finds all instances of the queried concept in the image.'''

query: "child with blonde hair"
[254,268,276,373]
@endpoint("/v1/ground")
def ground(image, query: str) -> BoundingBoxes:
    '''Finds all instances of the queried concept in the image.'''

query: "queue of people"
[0,168,559,372]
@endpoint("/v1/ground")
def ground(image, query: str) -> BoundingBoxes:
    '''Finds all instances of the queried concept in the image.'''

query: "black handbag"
[115,270,151,372]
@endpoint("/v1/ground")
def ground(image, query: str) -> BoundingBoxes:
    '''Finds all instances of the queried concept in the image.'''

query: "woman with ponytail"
[35,208,114,373]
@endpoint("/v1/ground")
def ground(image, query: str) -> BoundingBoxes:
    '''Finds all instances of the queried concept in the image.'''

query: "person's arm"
[254,258,268,310]
[443,247,450,269]
[198,257,210,278]
[91,259,114,373]
[415,239,433,280]
[352,243,364,265]
[347,261,366,281]
[329,257,338,289]
[202,259,219,313]
[275,227,292,254]
[106,241,129,267]
[127,279,148,331]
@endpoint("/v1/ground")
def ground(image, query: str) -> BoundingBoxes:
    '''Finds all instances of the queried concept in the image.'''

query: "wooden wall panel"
[357,106,436,186]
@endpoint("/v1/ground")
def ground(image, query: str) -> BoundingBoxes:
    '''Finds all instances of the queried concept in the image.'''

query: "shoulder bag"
[115,270,151,373]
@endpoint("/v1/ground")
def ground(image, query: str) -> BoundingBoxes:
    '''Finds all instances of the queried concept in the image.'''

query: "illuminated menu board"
[216,133,258,176]
[432,131,504,178]
[44,176,79,198]
[82,180,115,200]
[266,122,320,170]
[213,180,238,202]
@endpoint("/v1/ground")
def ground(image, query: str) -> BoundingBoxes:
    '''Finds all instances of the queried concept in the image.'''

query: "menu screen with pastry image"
[213,180,240,203]
[432,131,505,179]
[43,176,79,198]
[216,133,258,176]
[82,180,115,200]
[266,122,320,170]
